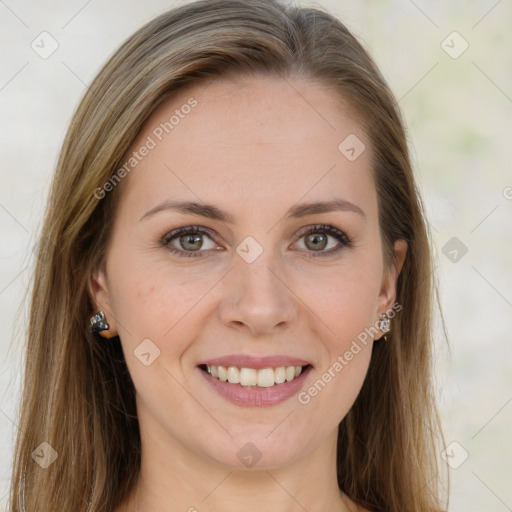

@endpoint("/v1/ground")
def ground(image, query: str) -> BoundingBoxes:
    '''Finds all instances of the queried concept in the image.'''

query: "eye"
[161,223,353,258]
[293,224,353,257]
[161,226,220,257]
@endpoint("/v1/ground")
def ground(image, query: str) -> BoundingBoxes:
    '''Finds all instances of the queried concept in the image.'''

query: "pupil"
[181,234,202,251]
[307,233,327,251]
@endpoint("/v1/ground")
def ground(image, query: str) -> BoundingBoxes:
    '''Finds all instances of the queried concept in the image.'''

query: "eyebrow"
[139,198,366,223]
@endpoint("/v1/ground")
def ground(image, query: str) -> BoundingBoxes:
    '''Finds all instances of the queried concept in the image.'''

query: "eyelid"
[294,224,352,245]
[160,224,219,245]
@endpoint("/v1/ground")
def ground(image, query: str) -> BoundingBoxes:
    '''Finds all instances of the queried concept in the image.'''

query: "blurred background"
[0,1,511,510]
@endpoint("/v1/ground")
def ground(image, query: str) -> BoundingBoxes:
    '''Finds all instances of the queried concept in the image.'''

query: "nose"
[218,251,299,337]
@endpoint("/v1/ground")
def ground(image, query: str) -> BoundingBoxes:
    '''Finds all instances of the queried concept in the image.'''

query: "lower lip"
[198,366,313,407]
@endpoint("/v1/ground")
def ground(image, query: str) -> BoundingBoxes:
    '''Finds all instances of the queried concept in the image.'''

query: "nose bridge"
[235,236,284,300]
[219,235,297,333]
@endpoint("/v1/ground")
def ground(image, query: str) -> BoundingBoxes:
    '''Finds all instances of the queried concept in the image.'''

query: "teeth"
[257,368,275,387]
[204,364,305,387]
[218,366,228,382]
[275,366,286,384]
[239,367,257,386]
[227,366,240,384]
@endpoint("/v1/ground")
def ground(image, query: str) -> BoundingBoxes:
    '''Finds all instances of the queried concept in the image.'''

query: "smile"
[200,364,311,387]
[197,364,313,407]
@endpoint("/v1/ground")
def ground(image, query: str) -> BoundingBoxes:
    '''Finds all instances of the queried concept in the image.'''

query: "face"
[90,74,406,470]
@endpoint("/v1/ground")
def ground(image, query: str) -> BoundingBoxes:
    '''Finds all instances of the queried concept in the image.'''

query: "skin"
[90,74,407,512]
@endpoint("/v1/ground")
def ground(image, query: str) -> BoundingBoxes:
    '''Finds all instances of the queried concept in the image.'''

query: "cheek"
[105,250,209,407]
[293,256,382,338]
[106,243,223,361]
[290,253,380,406]
[298,300,374,423]
[333,273,380,339]
[107,237,173,326]
[311,257,381,415]
[296,334,373,431]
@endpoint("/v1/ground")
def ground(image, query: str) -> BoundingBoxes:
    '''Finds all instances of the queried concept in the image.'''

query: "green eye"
[161,226,218,257]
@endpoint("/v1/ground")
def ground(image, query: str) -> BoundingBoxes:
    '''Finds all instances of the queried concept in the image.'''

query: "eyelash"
[160,224,353,258]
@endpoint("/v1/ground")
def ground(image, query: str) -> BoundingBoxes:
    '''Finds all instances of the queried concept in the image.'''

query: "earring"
[90,310,109,334]
[379,313,391,340]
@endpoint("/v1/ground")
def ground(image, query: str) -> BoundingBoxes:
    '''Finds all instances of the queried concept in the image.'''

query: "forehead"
[116,74,377,222]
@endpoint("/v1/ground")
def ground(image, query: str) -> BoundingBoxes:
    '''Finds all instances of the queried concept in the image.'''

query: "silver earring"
[90,310,109,334]
[379,313,391,337]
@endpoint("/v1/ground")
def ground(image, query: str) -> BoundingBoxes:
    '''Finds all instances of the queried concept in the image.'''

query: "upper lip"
[199,354,313,370]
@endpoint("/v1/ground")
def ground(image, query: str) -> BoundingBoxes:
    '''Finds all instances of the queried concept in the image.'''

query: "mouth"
[198,363,313,388]
[195,353,314,407]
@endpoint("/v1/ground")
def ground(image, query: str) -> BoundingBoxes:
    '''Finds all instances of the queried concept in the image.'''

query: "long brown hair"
[9,1,449,510]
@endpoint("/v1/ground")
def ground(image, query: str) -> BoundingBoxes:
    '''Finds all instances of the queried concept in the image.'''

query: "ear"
[376,238,408,322]
[88,268,118,338]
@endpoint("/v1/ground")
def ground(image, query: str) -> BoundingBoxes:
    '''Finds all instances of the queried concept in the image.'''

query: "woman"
[9,0,449,510]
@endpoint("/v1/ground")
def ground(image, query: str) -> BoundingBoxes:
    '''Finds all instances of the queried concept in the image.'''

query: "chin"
[198,431,307,471]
